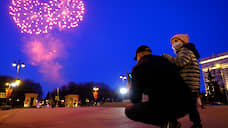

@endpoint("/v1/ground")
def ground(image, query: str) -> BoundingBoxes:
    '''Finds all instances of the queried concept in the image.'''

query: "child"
[163,34,202,128]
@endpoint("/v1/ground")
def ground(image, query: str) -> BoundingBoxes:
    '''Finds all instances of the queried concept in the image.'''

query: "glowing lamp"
[11,83,16,87]
[93,87,99,92]
[5,82,10,86]
[120,88,128,95]
[15,80,21,86]
[12,63,17,67]
[21,63,25,68]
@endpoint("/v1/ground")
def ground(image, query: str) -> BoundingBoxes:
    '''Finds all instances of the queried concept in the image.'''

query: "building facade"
[24,93,38,107]
[65,94,79,107]
[200,51,228,102]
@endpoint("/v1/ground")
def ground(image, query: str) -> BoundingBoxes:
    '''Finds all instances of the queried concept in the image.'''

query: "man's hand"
[162,54,171,59]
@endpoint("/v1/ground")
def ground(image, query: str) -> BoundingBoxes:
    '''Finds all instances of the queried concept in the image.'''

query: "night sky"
[0,0,228,95]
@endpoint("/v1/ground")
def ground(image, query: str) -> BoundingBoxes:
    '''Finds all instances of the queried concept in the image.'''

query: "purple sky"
[0,0,228,95]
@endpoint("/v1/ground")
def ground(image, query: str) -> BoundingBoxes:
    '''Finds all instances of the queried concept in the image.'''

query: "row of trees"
[0,75,122,107]
[47,82,121,106]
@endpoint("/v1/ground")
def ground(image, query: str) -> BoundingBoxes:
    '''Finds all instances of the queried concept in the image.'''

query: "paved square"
[0,105,227,128]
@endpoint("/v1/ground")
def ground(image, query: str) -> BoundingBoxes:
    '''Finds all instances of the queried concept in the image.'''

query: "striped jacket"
[163,45,201,93]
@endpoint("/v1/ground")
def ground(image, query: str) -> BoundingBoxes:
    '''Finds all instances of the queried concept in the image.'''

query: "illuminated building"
[65,94,79,107]
[24,93,38,107]
[200,51,228,102]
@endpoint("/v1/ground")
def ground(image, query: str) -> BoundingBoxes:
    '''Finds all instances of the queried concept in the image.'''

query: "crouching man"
[125,45,193,128]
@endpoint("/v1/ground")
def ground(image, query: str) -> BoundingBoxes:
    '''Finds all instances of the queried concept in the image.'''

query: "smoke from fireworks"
[23,37,67,83]
[9,0,85,34]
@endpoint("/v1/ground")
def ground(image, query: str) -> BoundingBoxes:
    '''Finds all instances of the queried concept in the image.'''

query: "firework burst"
[9,0,85,34]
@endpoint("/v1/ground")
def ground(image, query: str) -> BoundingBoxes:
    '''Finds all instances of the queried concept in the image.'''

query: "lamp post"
[93,87,99,106]
[7,60,24,107]
[93,87,100,105]
[120,74,127,87]
[12,60,25,80]
[120,74,127,101]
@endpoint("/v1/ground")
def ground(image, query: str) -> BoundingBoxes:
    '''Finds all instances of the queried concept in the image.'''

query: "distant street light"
[93,87,99,104]
[5,82,10,86]
[8,60,23,105]
[120,75,127,80]
[120,88,128,95]
[120,74,127,86]
[93,87,99,92]
[120,74,128,101]
[15,80,21,85]
[12,60,25,80]
[10,83,17,87]
[5,80,21,88]
[120,87,128,102]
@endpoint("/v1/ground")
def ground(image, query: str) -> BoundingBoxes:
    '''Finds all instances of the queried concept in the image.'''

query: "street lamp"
[93,87,99,105]
[12,60,25,80]
[120,88,128,95]
[120,74,127,86]
[120,87,128,102]
[5,82,10,86]
[120,75,127,80]
[93,87,99,92]
[120,74,128,101]
[5,80,21,89]
[15,80,21,85]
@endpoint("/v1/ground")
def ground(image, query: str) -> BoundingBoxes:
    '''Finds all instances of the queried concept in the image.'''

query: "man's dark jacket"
[130,54,193,117]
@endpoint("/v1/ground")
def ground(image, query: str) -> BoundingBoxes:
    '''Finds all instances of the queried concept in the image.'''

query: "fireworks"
[9,0,85,34]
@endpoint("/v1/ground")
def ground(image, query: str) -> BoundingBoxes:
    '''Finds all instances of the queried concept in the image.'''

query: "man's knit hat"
[171,34,189,44]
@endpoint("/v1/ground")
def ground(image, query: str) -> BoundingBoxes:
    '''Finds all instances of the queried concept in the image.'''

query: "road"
[0,105,228,128]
